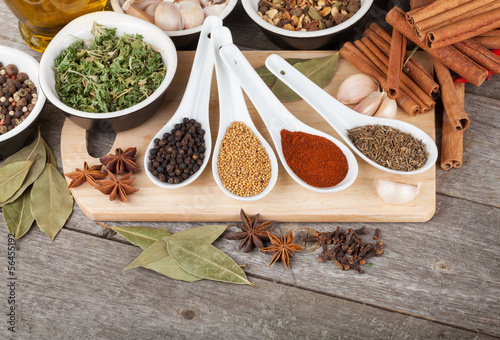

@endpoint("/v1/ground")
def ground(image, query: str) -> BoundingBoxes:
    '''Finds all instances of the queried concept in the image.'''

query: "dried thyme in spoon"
[54,22,166,113]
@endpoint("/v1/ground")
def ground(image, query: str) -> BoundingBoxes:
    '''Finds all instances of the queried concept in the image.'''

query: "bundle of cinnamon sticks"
[406,0,500,49]
[339,23,439,117]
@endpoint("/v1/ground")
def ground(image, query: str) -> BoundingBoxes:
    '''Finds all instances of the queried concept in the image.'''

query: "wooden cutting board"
[60,51,436,222]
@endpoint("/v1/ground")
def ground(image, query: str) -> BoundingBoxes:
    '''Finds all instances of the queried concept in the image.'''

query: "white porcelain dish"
[144,16,222,189]
[0,46,46,157]
[211,26,279,201]
[110,0,238,49]
[218,43,358,193]
[265,54,438,175]
[39,11,177,132]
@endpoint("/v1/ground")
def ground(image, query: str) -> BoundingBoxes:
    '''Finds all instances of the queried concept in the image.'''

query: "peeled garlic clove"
[337,73,379,105]
[354,90,385,116]
[375,179,420,205]
[123,3,155,24]
[155,2,184,31]
[203,3,226,16]
[178,1,205,29]
[373,96,397,119]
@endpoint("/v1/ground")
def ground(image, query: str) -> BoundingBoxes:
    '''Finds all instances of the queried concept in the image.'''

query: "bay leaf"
[97,222,171,250]
[125,224,228,269]
[143,256,201,282]
[31,163,73,241]
[166,238,256,287]
[125,238,169,270]
[3,186,34,242]
[171,224,228,244]
[0,160,34,202]
[42,138,57,167]
[272,53,339,102]
[256,58,306,86]
[0,128,46,207]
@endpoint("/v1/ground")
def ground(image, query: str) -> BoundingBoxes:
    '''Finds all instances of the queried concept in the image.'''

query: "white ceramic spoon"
[211,26,279,201]
[144,16,222,189]
[265,54,439,176]
[219,43,358,193]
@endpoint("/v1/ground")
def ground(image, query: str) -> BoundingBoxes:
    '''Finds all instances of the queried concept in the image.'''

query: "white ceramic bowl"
[242,0,374,49]
[39,11,177,132]
[0,46,46,157]
[110,0,238,49]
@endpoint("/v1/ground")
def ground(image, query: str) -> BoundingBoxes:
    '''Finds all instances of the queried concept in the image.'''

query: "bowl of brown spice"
[242,0,373,49]
[0,46,46,157]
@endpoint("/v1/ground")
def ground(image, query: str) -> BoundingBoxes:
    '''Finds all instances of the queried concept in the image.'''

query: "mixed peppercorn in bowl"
[0,46,46,157]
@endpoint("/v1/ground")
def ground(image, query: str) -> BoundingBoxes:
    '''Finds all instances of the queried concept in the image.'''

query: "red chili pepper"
[0,119,5,125]
[454,49,500,83]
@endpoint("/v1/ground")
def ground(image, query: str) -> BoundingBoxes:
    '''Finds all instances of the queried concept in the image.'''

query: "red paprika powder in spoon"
[280,129,349,188]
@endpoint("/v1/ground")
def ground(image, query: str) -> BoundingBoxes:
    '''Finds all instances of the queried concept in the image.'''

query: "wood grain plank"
[59,51,437,222]
[0,226,495,340]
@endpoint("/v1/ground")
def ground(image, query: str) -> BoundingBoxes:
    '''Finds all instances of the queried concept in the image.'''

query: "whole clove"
[304,226,384,274]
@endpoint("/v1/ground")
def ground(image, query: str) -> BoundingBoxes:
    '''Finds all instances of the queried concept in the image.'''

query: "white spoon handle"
[264,54,360,135]
[176,16,222,121]
[219,44,303,140]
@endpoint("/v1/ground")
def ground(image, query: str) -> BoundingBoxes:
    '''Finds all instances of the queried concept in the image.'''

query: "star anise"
[225,209,274,253]
[260,231,303,269]
[99,147,138,175]
[64,162,106,188]
[96,170,139,202]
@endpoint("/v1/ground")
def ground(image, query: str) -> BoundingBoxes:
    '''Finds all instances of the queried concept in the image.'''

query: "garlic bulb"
[373,96,397,119]
[375,179,420,205]
[155,2,184,31]
[177,1,204,29]
[354,90,386,116]
[121,0,228,31]
[337,73,379,105]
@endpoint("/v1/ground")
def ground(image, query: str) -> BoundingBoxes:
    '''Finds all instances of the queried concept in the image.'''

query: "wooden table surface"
[1,1,499,339]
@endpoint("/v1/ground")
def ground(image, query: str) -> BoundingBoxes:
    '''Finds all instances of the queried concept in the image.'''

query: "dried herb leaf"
[166,238,256,287]
[143,256,201,282]
[43,138,57,167]
[31,163,73,241]
[0,129,46,207]
[272,53,339,102]
[97,222,171,250]
[3,187,34,242]
[256,58,305,86]
[125,225,228,269]
[0,160,34,202]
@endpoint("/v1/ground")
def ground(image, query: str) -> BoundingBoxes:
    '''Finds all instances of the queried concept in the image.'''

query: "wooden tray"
[60,51,436,222]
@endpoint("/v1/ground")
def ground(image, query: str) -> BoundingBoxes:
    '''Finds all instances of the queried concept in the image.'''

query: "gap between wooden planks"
[60,51,436,222]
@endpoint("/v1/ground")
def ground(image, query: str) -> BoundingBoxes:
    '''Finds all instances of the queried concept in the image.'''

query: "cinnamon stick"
[406,0,472,27]
[410,0,435,10]
[453,39,500,75]
[358,37,435,113]
[339,42,420,116]
[441,83,465,170]
[471,36,500,49]
[414,0,497,41]
[386,7,488,86]
[427,7,500,48]
[386,29,406,99]
[365,25,440,99]
[433,57,469,131]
